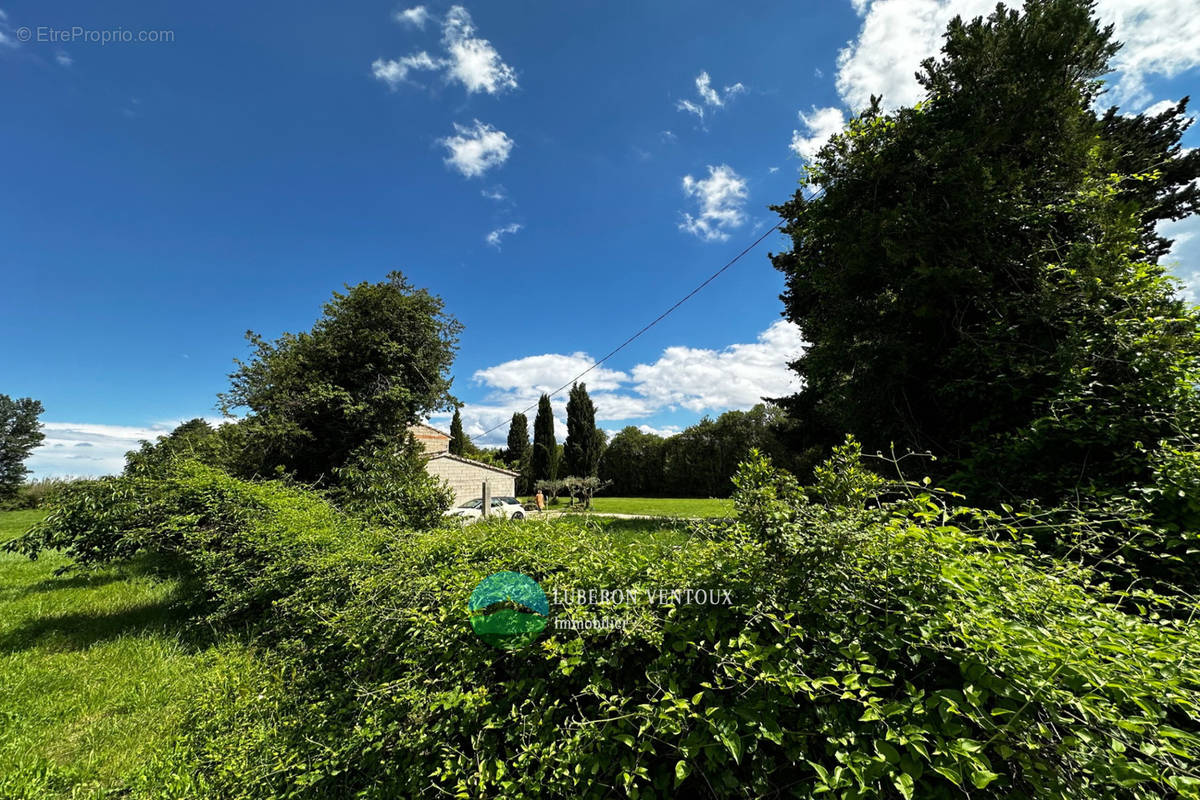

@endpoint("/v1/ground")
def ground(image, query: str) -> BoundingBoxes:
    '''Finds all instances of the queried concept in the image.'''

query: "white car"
[443,497,526,522]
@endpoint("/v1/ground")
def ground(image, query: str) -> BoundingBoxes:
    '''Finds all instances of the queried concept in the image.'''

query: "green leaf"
[971,769,1000,789]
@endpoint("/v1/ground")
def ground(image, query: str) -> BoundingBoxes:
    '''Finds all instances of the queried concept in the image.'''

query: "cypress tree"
[449,409,467,456]
[565,383,602,477]
[506,412,531,493]
[531,394,556,484]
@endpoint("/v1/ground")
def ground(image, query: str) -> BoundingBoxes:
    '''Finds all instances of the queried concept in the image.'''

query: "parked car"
[443,497,526,522]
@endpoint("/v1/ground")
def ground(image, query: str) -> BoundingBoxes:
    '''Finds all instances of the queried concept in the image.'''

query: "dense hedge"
[8,454,1200,798]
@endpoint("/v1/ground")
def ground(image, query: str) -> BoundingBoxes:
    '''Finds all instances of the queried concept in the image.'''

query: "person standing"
[535,488,545,512]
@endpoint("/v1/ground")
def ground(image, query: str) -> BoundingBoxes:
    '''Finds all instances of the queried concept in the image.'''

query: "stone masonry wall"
[423,457,516,506]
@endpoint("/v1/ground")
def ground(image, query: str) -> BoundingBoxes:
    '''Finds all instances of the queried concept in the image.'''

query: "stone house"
[409,423,520,505]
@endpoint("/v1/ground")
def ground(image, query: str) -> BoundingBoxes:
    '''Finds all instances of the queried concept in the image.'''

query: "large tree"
[0,395,45,500]
[218,271,462,482]
[563,382,603,477]
[505,412,531,493]
[770,0,1200,504]
[599,427,665,496]
[531,394,557,485]
[449,409,467,456]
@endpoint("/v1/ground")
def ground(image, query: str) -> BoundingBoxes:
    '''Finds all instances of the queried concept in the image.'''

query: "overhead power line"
[475,220,788,439]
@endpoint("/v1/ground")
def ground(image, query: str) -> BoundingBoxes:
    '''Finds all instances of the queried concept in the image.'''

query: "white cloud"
[589,393,659,420]
[629,320,805,413]
[676,99,704,120]
[485,222,522,249]
[1136,98,1193,119]
[634,424,683,437]
[55,50,72,67]
[371,51,440,88]
[395,5,430,28]
[676,71,746,121]
[475,354,629,397]
[1160,214,1200,303]
[481,185,507,201]
[25,419,232,478]
[374,5,516,95]
[679,164,748,242]
[1101,0,1200,109]
[790,105,847,162]
[834,0,1200,113]
[453,321,806,445]
[440,5,517,95]
[439,119,514,178]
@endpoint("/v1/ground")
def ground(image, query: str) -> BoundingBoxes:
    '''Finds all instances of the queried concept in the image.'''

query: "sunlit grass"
[0,510,247,799]
[564,496,734,518]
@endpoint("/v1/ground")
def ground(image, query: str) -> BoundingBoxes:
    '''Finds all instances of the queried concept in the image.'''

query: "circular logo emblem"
[468,571,549,650]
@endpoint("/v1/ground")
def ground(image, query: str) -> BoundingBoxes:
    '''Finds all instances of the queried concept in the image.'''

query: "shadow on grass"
[2,555,212,654]
[0,598,190,653]
[19,552,185,595]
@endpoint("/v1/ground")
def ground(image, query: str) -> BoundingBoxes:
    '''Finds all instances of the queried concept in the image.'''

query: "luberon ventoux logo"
[468,571,549,650]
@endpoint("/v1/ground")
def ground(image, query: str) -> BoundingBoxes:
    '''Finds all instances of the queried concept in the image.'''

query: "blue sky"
[2,0,1197,476]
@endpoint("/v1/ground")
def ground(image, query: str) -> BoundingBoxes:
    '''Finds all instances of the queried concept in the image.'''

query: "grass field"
[561,496,734,518]
[0,509,248,800]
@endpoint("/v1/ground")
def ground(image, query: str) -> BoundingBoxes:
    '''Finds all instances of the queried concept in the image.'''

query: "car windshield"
[460,499,482,509]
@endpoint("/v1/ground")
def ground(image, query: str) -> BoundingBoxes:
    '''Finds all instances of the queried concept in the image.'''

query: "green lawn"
[562,496,734,518]
[0,509,248,800]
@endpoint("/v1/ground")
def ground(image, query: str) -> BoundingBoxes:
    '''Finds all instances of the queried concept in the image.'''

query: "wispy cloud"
[394,5,431,28]
[679,164,748,242]
[373,5,517,96]
[675,71,746,122]
[55,50,72,67]
[485,222,522,249]
[439,119,514,178]
[0,8,17,48]
[371,51,440,88]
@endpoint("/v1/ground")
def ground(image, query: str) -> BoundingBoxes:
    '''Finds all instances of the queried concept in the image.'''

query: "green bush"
[40,450,1181,798]
[2,462,384,627]
[10,449,1199,798]
[329,436,453,530]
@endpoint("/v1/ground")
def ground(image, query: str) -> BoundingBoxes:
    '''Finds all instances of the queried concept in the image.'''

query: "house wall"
[424,458,516,506]
[410,425,451,455]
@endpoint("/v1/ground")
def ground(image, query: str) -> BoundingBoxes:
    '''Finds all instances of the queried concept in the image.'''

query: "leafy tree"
[331,433,453,530]
[506,412,531,493]
[449,409,467,456]
[600,427,666,496]
[564,383,604,477]
[531,395,556,485]
[770,0,1200,506]
[125,418,223,477]
[217,271,462,482]
[0,395,45,500]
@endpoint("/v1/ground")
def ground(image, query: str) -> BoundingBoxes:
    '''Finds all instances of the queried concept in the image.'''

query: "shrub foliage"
[8,448,1199,799]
